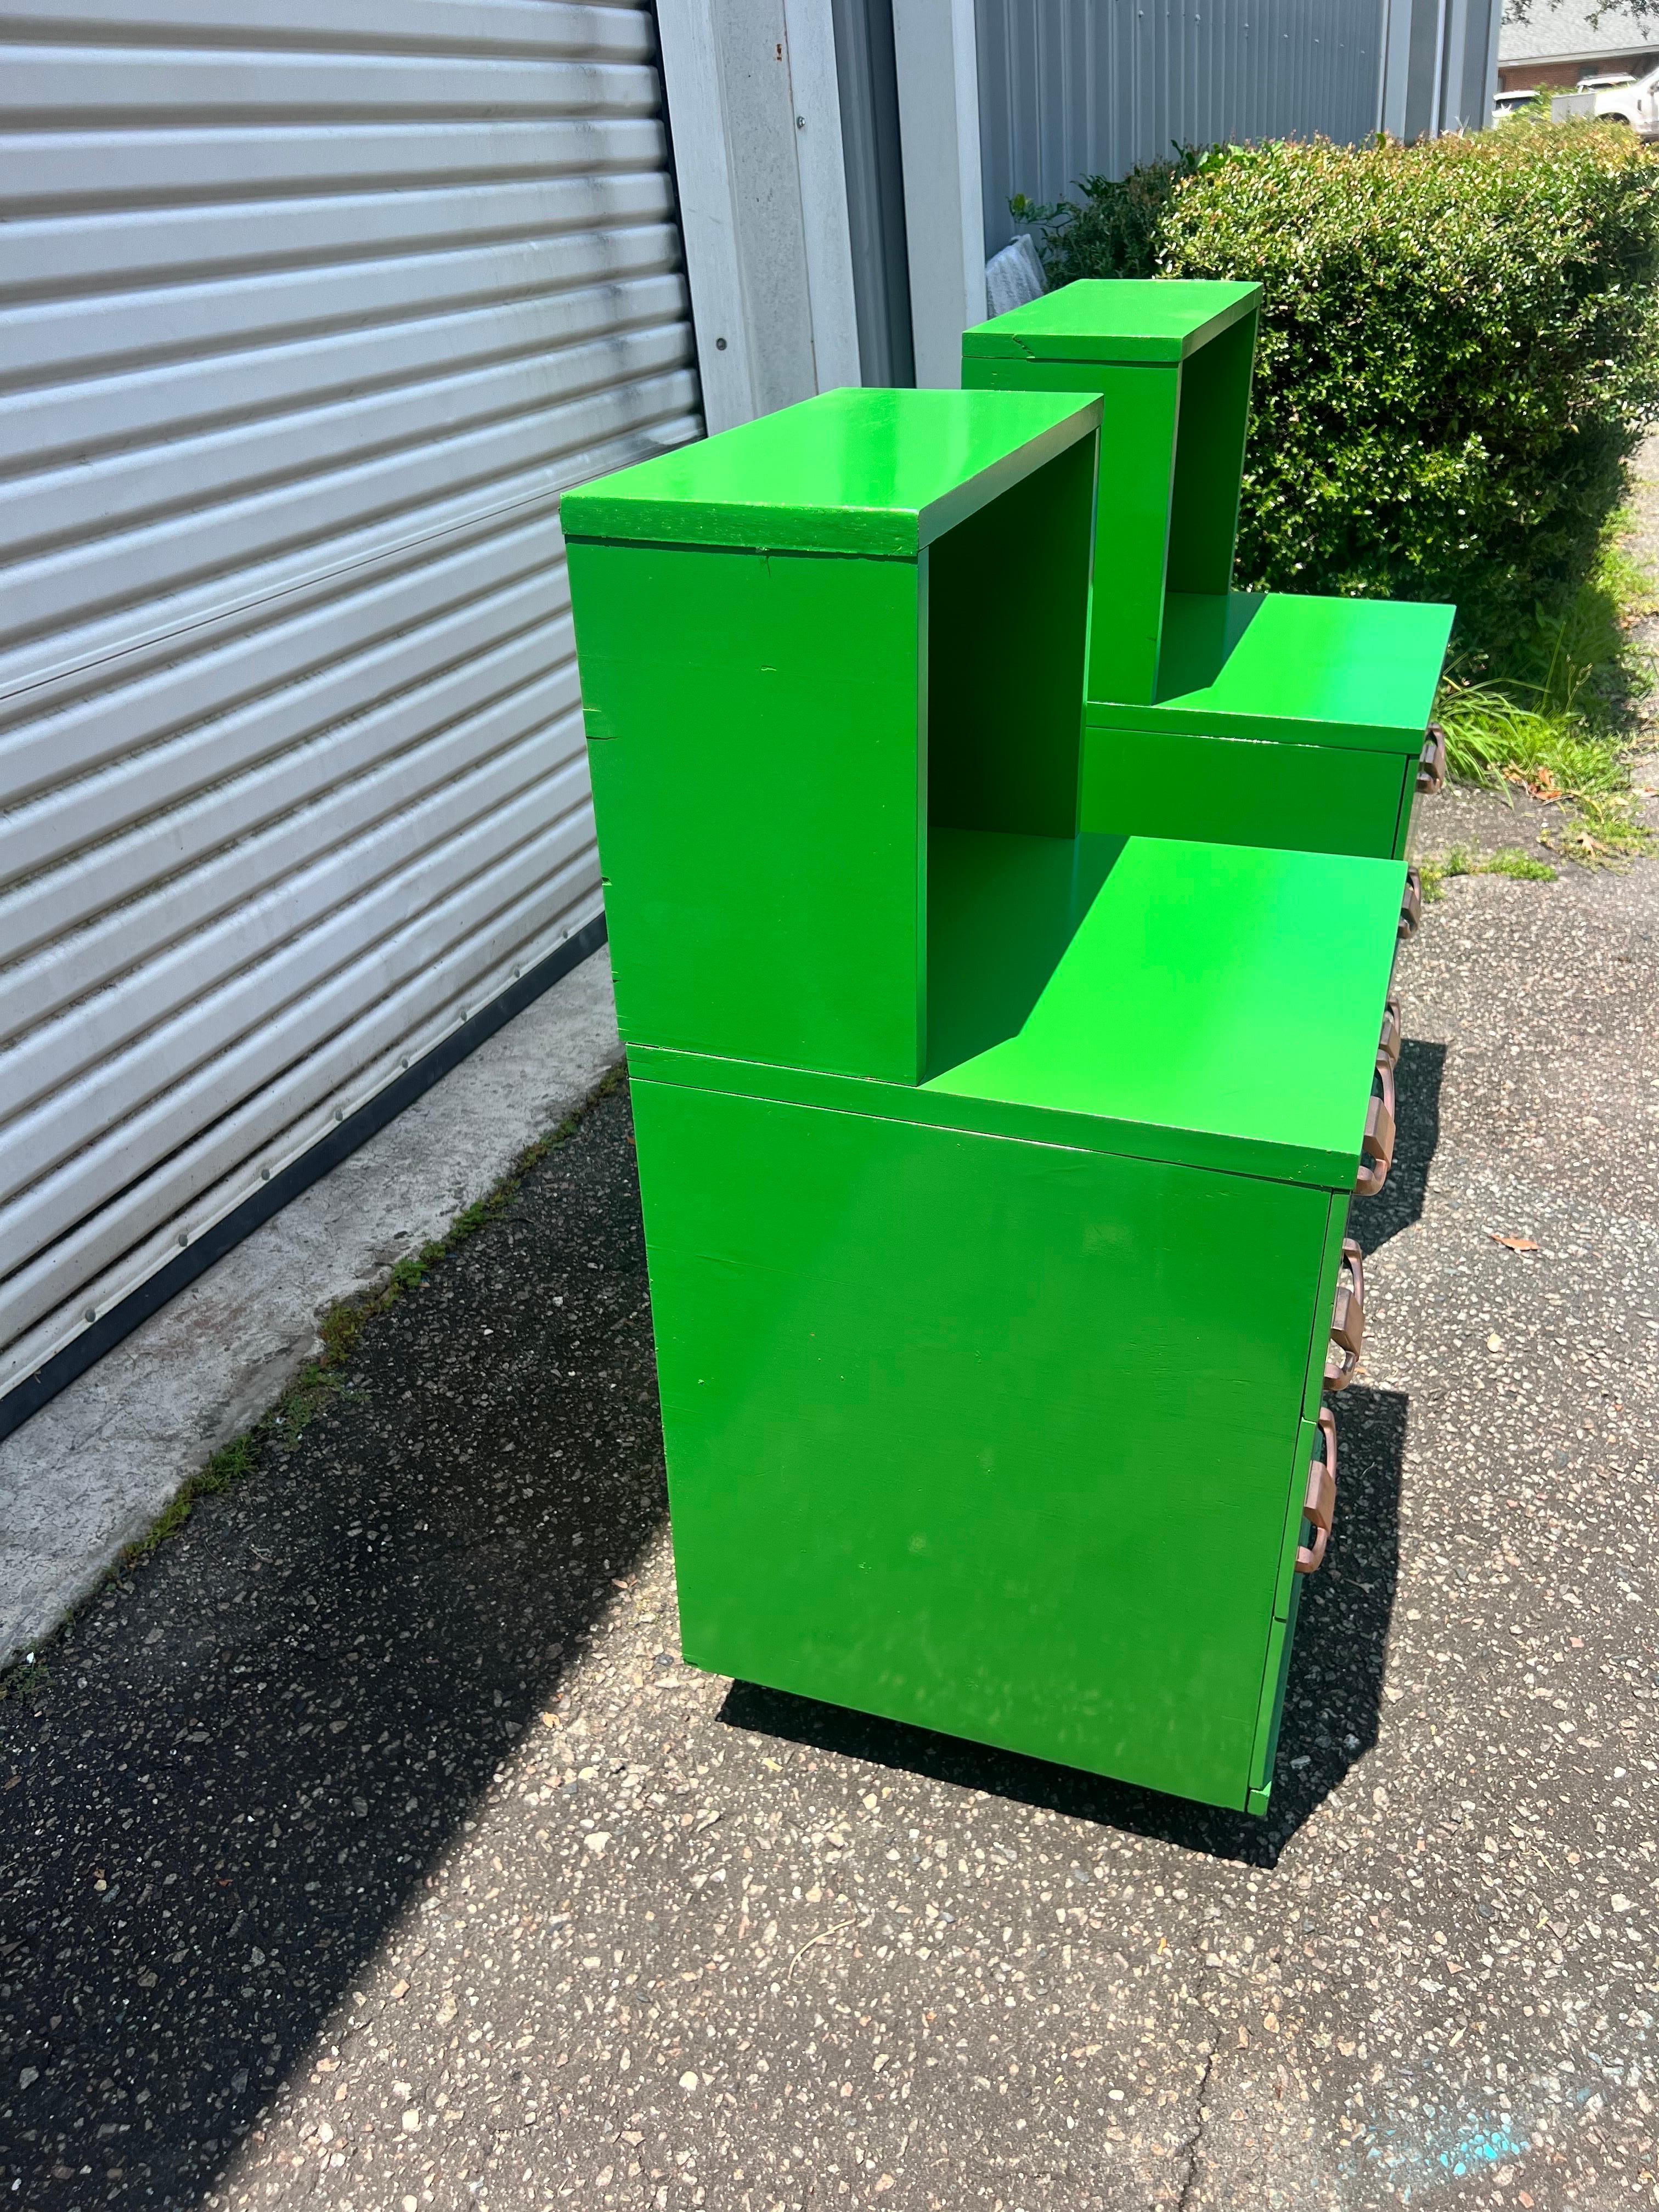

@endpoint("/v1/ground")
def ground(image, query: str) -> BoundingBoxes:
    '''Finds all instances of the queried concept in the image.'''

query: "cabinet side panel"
[1302,1198,1354,1426]
[569,539,922,1080]
[961,354,1177,709]
[926,439,1092,840]
[1167,311,1257,596]
[634,1079,1330,1810]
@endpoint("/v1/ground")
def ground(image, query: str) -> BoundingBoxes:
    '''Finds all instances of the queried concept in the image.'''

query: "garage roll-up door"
[0,0,699,1400]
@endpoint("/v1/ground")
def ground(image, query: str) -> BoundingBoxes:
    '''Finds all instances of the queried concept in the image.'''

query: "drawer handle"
[1418,721,1447,795]
[1376,994,1402,1073]
[1324,1235,1365,1390]
[1296,1407,1339,1575]
[1398,866,1422,943]
[1355,1057,1396,1197]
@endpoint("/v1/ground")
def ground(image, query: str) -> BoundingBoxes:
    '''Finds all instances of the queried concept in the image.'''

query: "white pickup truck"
[1550,68,1659,138]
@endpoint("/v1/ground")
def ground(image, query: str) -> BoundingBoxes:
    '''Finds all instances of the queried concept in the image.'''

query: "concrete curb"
[0,945,622,1670]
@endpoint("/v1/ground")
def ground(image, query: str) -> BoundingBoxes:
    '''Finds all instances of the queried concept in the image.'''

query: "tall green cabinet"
[565,387,1406,1814]
[962,279,1455,862]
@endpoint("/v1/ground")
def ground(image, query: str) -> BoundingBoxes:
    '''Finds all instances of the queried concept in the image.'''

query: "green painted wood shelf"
[964,278,1454,860]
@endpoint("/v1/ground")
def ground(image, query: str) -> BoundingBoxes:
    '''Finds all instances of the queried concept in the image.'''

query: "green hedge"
[1016,128,1659,661]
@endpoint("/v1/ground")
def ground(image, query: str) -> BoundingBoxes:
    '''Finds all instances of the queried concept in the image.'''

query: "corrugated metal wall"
[0,0,698,1400]
[977,0,1386,258]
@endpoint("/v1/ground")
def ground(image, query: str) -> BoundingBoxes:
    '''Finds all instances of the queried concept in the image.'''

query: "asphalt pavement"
[2,813,1657,2210]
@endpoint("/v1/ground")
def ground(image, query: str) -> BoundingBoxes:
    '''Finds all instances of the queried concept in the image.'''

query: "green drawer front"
[1082,724,1415,861]
[1248,1570,1305,1812]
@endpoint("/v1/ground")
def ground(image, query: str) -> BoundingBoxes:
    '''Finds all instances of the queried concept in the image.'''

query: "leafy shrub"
[1008,151,1201,288]
[1018,127,1659,662]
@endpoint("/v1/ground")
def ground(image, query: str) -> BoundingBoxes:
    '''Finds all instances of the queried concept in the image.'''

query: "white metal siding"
[977,0,1387,261]
[0,0,699,1397]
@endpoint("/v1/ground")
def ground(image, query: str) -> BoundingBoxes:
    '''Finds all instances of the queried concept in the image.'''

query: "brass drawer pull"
[1324,1236,1365,1390]
[1417,721,1447,796]
[1376,994,1402,1072]
[1296,1407,1339,1576]
[1355,1058,1396,1197]
[1398,866,1422,943]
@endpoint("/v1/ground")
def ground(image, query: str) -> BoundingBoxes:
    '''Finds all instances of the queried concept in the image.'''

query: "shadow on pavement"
[0,1063,1424,2205]
[1263,1382,1408,1831]
[721,1384,1408,1873]
[1352,1035,1446,1256]
[0,1086,665,2211]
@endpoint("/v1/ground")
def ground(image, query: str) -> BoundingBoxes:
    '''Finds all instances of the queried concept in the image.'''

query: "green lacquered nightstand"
[963,279,1454,861]
[565,387,1400,1813]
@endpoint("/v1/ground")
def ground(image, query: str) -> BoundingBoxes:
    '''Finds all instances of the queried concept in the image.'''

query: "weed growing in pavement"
[1434,687,1650,862]
[1419,846,1560,900]
[0,1656,52,1707]
[203,1064,624,1497]
[1434,522,1657,862]
[307,1060,625,1365]
[0,1066,625,1699]
[1477,850,1559,884]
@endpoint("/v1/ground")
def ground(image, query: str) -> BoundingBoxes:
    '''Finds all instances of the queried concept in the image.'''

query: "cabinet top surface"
[1087,590,1456,748]
[560,387,1101,557]
[926,832,1402,1179]
[963,278,1260,363]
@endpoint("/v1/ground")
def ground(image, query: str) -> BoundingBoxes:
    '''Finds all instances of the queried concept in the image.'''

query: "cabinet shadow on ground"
[720,1037,1446,1869]
[0,1043,1444,2205]
[1352,1036,1446,1256]
[0,1088,664,2212]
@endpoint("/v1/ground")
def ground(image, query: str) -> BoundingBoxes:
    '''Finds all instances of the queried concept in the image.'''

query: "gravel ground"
[3,769,1659,2207]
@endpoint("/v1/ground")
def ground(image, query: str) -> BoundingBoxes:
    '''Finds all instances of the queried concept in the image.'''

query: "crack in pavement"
[1173,2045,1217,2212]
